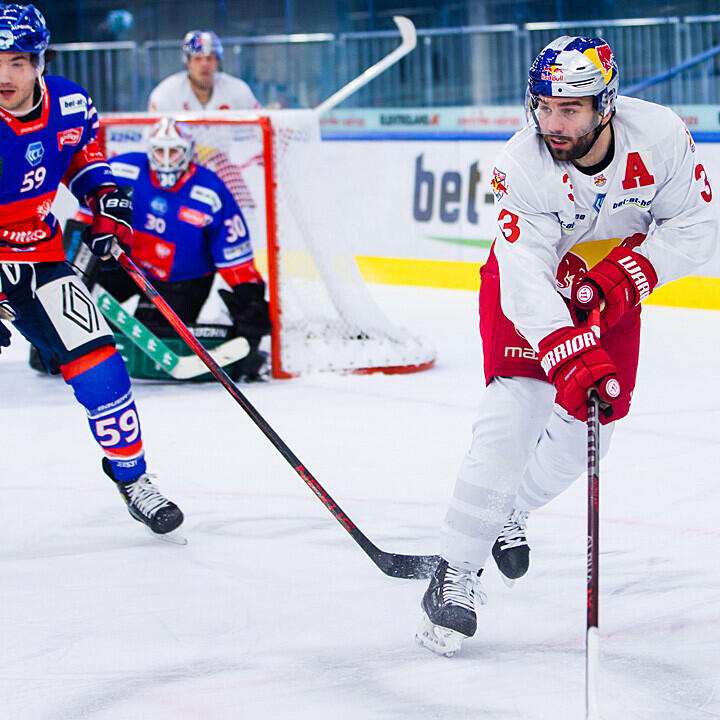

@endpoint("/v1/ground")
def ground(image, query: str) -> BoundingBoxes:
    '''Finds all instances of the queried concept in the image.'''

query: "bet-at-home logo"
[413,154,485,224]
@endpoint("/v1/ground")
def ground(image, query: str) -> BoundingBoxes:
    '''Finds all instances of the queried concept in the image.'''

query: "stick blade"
[392,15,417,51]
[375,552,441,579]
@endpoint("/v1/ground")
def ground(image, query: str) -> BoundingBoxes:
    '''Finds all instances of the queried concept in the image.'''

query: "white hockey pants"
[440,376,614,571]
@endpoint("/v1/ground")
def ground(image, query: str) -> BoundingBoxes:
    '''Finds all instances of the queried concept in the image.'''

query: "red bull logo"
[596,44,615,74]
[556,250,588,290]
[540,64,564,82]
[593,174,607,187]
[491,167,508,200]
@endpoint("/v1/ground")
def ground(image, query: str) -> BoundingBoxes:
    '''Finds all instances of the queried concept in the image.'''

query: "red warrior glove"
[84,185,133,260]
[571,242,657,332]
[539,326,621,423]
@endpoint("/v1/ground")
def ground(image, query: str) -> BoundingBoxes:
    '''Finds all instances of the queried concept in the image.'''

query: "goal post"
[98,110,436,378]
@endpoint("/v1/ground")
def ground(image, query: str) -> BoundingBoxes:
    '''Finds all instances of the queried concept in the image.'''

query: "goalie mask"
[182,30,223,62]
[147,118,195,188]
[526,36,618,140]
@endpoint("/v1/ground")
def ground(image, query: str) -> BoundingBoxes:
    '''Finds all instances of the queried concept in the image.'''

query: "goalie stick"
[93,286,250,380]
[112,244,440,580]
[586,307,602,720]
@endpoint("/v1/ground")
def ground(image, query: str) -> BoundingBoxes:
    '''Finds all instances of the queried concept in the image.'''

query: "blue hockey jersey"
[0,75,114,263]
[108,152,256,283]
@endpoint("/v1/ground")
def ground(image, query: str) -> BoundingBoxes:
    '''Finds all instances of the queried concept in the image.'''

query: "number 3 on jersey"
[498,209,520,243]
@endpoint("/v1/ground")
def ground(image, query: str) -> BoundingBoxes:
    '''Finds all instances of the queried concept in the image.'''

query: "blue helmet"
[0,4,50,56]
[527,36,618,121]
[182,30,223,61]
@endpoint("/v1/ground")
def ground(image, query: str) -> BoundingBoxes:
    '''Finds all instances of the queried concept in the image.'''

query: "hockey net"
[98,110,436,378]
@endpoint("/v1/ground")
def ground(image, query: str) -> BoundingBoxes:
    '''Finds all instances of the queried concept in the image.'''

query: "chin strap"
[575,111,615,161]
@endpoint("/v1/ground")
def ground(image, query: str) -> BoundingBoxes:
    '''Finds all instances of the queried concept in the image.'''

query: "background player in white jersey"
[148,30,260,112]
[0,4,184,538]
[416,36,718,657]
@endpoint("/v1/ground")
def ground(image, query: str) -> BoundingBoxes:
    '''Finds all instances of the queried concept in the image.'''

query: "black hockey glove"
[0,293,15,353]
[84,185,133,261]
[218,282,272,341]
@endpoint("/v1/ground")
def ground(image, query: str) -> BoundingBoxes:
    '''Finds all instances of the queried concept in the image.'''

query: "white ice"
[2,284,720,719]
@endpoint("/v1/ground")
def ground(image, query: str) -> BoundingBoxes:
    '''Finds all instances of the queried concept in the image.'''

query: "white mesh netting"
[100,110,436,376]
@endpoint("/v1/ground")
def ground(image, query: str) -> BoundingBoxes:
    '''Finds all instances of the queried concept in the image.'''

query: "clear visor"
[526,90,603,139]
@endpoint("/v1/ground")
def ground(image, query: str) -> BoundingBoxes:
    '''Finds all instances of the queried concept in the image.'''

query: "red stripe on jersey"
[219,261,263,287]
[103,438,144,459]
[0,224,64,263]
[0,190,55,225]
[149,164,197,192]
[62,138,109,188]
[60,344,117,381]
[0,85,50,135]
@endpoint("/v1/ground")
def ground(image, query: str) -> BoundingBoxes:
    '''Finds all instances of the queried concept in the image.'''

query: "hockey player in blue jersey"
[91,118,271,380]
[0,4,183,537]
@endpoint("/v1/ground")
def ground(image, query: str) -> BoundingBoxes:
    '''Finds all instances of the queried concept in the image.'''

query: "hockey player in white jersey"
[148,30,260,112]
[416,36,718,657]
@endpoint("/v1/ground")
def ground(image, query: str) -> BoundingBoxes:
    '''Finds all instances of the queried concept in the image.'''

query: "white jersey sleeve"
[148,70,260,112]
[633,115,717,286]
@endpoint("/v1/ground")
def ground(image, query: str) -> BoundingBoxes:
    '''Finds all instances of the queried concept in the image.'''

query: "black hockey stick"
[586,307,601,720]
[112,245,440,579]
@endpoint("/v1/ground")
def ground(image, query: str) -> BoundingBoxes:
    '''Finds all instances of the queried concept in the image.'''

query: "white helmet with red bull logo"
[526,36,619,135]
[182,30,223,62]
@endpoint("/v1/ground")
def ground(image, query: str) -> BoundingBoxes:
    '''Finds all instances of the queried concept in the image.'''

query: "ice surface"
[2,285,720,719]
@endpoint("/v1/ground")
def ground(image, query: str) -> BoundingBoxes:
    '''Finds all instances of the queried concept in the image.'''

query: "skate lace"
[498,509,529,550]
[125,474,170,518]
[443,565,487,612]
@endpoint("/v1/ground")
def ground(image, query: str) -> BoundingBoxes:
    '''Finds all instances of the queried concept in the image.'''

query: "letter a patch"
[622,152,655,190]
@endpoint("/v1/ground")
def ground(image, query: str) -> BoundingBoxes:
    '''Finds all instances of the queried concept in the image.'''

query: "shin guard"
[62,346,146,481]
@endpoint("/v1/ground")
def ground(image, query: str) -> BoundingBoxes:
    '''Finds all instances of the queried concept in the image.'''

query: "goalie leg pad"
[62,346,146,482]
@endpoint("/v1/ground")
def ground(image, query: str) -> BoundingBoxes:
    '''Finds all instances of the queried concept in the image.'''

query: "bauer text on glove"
[84,185,133,260]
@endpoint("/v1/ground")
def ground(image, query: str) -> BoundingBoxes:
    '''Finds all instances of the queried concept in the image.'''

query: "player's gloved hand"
[539,325,620,423]
[84,185,133,260]
[571,241,657,332]
[218,282,272,340]
[0,293,16,353]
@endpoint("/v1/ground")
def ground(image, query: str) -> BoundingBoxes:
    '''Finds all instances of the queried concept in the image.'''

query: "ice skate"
[492,509,530,586]
[103,458,186,543]
[415,559,486,657]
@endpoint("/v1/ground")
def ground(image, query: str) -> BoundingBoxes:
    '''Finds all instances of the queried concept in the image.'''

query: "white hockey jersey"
[491,95,718,349]
[148,70,260,112]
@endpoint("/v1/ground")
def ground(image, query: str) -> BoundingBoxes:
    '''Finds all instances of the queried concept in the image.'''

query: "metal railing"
[47,15,720,113]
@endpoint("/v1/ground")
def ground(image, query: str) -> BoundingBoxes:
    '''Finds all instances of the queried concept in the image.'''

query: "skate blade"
[415,612,466,657]
[145,526,188,546]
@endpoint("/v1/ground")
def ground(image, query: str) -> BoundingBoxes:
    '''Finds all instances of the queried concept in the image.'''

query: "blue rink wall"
[320,131,720,312]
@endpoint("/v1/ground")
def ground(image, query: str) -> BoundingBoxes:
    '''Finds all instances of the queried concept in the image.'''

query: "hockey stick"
[586,307,602,720]
[112,244,440,579]
[93,286,249,380]
[314,16,417,115]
